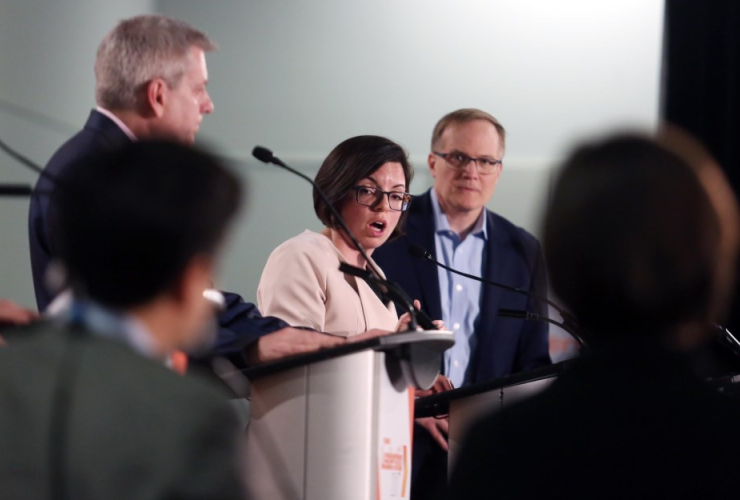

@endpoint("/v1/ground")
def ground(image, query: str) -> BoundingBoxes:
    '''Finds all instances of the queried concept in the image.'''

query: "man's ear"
[145,78,168,118]
[428,152,438,179]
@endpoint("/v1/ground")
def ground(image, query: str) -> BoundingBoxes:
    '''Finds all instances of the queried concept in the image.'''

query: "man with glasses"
[374,108,551,499]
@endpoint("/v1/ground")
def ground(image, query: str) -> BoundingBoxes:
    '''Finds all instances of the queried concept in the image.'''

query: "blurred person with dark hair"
[28,14,342,370]
[0,141,248,499]
[257,135,422,336]
[450,133,740,499]
[374,108,550,499]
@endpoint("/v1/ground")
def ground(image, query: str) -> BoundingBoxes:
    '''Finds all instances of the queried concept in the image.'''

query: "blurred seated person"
[0,141,249,499]
[450,132,740,499]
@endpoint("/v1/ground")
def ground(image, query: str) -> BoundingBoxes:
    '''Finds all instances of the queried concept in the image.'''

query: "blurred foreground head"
[51,141,241,348]
[545,132,739,348]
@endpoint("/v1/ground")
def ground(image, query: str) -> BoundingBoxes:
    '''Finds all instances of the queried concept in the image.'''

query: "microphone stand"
[409,243,585,348]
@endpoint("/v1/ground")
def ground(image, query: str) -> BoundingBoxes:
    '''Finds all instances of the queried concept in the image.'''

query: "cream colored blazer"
[257,230,398,336]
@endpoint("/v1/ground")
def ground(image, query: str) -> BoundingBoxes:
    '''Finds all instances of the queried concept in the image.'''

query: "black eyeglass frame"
[351,185,413,212]
[432,151,503,174]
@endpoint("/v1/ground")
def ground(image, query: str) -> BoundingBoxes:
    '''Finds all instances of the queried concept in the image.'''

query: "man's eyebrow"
[451,149,497,159]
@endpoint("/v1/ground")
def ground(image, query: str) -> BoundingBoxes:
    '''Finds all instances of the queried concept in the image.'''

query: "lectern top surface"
[239,330,454,380]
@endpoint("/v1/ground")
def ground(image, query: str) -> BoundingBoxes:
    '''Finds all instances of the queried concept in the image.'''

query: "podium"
[241,330,454,500]
[414,361,574,473]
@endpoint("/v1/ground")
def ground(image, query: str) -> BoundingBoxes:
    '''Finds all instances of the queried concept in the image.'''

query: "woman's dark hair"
[313,135,414,239]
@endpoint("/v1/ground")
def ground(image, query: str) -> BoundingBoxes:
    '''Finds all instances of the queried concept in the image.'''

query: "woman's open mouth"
[369,220,387,234]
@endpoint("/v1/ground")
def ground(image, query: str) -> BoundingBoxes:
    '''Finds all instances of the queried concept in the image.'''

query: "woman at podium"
[257,135,418,337]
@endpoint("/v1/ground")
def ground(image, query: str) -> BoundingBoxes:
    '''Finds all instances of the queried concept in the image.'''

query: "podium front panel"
[244,349,413,499]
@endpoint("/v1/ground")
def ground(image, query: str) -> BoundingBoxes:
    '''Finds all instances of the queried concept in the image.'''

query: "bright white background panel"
[0,0,663,311]
[161,0,663,161]
[160,0,664,303]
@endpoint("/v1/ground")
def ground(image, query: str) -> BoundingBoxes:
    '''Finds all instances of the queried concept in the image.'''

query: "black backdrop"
[664,0,740,350]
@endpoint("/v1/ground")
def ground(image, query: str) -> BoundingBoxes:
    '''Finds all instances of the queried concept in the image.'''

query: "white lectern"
[241,330,454,500]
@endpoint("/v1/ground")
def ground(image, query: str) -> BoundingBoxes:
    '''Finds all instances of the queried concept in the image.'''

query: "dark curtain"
[664,0,740,375]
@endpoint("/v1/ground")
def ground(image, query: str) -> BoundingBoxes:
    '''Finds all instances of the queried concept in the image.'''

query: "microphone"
[409,242,584,345]
[499,309,586,348]
[339,262,436,330]
[252,146,274,164]
[0,184,33,196]
[252,146,429,330]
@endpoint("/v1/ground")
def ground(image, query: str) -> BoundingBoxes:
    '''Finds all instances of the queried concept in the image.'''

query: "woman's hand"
[414,374,454,399]
[395,310,415,332]
[395,299,445,332]
[414,374,455,450]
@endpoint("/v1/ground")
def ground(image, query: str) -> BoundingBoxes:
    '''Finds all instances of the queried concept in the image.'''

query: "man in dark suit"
[373,108,550,498]
[450,133,740,499]
[2,141,248,499]
[28,15,341,369]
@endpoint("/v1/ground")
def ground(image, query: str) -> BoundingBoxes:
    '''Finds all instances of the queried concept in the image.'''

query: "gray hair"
[94,15,216,110]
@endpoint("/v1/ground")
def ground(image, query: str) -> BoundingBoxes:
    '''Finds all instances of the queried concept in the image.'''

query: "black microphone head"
[409,243,431,260]
[252,146,275,164]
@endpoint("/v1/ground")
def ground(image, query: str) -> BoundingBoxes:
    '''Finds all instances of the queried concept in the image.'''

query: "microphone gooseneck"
[409,242,571,319]
[499,309,586,348]
[409,242,584,346]
[0,135,60,196]
[251,146,380,276]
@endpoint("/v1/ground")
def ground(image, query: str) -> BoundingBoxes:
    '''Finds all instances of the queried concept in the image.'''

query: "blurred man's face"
[159,47,214,144]
[428,120,504,218]
[163,255,219,356]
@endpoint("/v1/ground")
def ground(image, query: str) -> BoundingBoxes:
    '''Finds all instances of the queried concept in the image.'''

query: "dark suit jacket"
[28,110,286,370]
[0,321,246,500]
[373,189,551,384]
[450,342,740,499]
[29,109,131,311]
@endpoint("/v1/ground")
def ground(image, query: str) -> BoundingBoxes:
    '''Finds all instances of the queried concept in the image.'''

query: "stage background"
[0,0,664,359]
